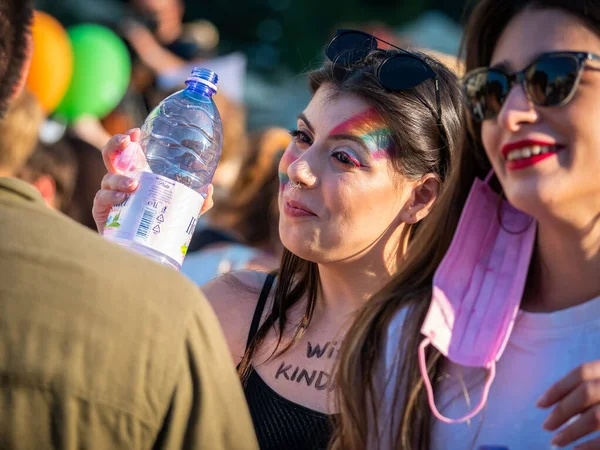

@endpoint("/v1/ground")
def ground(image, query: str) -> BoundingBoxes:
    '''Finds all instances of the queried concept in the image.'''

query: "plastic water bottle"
[103,68,223,270]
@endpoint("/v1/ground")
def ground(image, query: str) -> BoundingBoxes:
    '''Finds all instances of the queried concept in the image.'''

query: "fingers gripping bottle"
[103,68,223,270]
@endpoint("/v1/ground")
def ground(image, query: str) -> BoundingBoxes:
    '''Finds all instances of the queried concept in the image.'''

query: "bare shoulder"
[201,270,273,364]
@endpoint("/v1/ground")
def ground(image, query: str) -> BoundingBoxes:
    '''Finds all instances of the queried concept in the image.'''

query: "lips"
[501,139,565,170]
[284,199,317,217]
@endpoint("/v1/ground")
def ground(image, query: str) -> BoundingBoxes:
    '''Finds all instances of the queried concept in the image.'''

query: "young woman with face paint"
[91,31,463,450]
[333,1,600,449]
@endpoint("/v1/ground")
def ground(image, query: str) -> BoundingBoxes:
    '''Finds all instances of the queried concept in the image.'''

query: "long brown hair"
[237,48,464,382]
[332,1,600,449]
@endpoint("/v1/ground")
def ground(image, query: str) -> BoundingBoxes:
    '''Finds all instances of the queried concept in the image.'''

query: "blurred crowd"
[5,0,293,283]
[10,0,461,285]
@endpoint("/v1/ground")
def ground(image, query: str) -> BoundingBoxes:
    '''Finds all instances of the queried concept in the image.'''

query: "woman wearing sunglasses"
[333,1,600,449]
[91,30,463,449]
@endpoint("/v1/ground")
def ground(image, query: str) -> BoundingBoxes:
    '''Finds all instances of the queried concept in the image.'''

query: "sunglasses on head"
[325,29,448,174]
[463,51,600,122]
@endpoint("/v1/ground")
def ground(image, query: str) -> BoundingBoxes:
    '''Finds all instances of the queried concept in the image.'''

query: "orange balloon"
[26,11,73,113]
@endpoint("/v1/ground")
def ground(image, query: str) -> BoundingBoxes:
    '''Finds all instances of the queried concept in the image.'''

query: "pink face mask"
[418,171,537,424]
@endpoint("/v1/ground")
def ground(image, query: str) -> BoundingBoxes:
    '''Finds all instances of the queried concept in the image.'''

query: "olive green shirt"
[0,177,258,450]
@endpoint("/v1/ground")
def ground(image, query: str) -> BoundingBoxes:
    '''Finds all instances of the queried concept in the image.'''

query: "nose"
[287,147,318,189]
[496,84,539,131]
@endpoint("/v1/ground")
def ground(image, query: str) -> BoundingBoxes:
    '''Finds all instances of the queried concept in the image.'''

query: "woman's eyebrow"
[297,113,315,133]
[328,133,370,154]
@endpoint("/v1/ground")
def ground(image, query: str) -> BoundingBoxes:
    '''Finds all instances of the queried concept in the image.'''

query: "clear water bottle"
[103,68,223,270]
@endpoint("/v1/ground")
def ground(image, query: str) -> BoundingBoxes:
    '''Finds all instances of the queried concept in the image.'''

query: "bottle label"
[104,171,204,266]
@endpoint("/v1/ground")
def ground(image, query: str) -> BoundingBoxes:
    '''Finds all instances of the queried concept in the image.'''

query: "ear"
[398,174,440,224]
[10,32,34,104]
[31,175,57,209]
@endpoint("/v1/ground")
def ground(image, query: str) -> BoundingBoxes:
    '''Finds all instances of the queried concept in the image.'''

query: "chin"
[504,180,565,219]
[280,232,317,262]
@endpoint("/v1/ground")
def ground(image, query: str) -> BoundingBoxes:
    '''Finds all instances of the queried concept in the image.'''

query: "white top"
[382,296,600,450]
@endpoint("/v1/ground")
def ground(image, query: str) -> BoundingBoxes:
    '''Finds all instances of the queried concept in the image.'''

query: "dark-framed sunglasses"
[325,29,448,174]
[463,51,600,122]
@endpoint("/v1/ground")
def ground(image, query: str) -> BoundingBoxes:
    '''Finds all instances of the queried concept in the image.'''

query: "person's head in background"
[18,140,78,212]
[0,0,33,120]
[0,90,44,177]
[210,127,290,258]
[130,0,184,44]
[62,132,108,230]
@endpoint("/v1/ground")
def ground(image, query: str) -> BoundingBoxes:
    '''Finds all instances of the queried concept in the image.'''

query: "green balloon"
[55,24,131,123]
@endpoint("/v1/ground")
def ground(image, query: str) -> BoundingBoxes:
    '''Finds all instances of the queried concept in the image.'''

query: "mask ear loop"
[483,170,535,235]
[418,338,496,424]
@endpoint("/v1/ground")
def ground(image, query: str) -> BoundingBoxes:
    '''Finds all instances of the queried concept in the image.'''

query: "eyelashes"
[288,128,363,168]
[289,129,312,145]
[332,150,361,167]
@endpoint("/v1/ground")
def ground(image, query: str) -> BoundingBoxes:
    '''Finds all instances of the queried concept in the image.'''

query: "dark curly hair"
[0,0,34,117]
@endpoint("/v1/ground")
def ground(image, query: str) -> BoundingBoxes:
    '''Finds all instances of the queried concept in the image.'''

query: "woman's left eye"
[332,151,361,168]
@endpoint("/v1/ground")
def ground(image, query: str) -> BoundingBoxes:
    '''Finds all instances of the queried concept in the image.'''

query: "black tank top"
[242,273,334,450]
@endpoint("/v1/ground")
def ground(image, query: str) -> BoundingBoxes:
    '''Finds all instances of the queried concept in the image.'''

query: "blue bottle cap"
[185,68,219,93]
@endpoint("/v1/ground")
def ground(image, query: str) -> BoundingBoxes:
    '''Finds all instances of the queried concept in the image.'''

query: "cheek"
[325,175,401,228]
[480,122,502,169]
[562,101,600,150]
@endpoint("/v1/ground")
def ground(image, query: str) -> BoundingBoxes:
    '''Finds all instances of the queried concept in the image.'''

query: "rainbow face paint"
[329,107,395,160]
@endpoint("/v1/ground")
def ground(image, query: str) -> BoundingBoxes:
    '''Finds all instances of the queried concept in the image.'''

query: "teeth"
[506,145,557,161]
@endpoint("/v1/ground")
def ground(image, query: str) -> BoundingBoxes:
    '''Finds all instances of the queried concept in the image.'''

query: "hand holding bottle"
[92,128,214,235]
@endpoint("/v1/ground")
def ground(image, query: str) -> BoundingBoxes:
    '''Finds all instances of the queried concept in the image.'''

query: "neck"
[317,261,392,314]
[314,224,406,316]
[524,206,600,312]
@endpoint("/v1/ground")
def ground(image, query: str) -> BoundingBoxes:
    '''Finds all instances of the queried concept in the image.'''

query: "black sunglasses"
[463,51,600,122]
[325,29,448,174]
